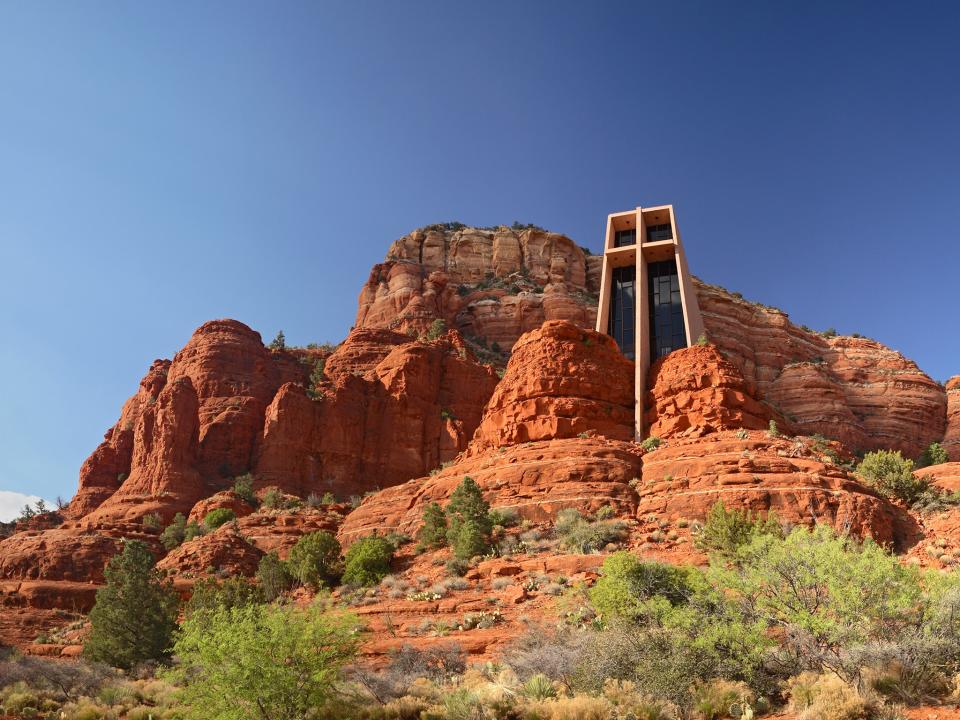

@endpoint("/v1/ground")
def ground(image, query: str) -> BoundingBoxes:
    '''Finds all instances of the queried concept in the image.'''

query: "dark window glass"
[607,265,636,359]
[646,223,673,242]
[647,259,687,361]
[614,229,636,247]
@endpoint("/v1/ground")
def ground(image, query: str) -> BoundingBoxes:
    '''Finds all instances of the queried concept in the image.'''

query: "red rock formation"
[645,344,775,439]
[187,491,254,525]
[255,331,499,498]
[915,462,960,493]
[355,226,600,349]
[338,437,642,544]
[696,280,947,458]
[637,431,917,548]
[468,321,635,454]
[945,377,960,461]
[157,526,263,581]
[323,328,411,381]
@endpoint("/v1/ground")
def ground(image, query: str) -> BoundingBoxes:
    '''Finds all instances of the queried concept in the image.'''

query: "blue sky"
[1,1,959,510]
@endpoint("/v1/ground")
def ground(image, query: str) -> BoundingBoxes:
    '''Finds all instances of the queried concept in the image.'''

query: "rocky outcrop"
[945,377,960,461]
[157,526,263,581]
[915,462,960,493]
[645,344,775,439]
[468,321,635,454]
[339,437,643,543]
[696,281,947,458]
[638,431,917,549]
[254,331,499,498]
[355,226,600,349]
[187,491,254,525]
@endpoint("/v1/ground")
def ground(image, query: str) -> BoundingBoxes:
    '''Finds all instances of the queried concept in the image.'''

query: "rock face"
[695,280,947,458]
[645,344,775,439]
[945,377,960,461]
[254,329,499,498]
[468,321,635,454]
[338,437,643,543]
[638,431,917,549]
[355,226,948,459]
[355,226,600,350]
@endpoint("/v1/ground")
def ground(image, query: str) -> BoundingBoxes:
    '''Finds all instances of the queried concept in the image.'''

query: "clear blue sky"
[1,1,959,509]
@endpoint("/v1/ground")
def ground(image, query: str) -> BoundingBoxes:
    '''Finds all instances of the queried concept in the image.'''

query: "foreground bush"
[169,603,359,720]
[84,540,178,669]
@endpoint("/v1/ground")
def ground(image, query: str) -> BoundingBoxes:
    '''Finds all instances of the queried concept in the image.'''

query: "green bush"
[233,474,256,506]
[590,552,696,620]
[708,524,922,682]
[446,477,493,559]
[857,449,929,504]
[185,576,263,619]
[416,502,448,551]
[84,539,178,669]
[256,551,293,601]
[693,502,782,558]
[142,512,163,531]
[286,531,342,589]
[918,442,949,468]
[158,513,186,550]
[203,508,236,530]
[168,603,358,720]
[183,519,204,542]
[767,419,781,438]
[641,436,661,452]
[342,536,394,587]
[555,509,628,554]
[450,518,489,561]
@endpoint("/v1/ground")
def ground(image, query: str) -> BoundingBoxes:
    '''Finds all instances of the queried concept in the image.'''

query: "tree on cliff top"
[84,539,178,669]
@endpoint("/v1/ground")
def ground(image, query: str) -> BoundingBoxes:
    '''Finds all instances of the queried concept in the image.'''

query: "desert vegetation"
[7,502,960,719]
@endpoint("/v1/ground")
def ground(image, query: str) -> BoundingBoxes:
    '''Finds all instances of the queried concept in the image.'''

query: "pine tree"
[445,477,492,559]
[269,330,286,350]
[84,539,178,669]
[416,502,448,551]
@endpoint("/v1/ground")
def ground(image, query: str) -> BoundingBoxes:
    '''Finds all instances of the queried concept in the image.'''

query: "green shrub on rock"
[203,508,236,530]
[857,449,929,505]
[286,531,342,589]
[342,536,394,587]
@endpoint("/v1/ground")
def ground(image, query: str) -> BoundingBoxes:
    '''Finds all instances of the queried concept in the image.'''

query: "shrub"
[446,478,493,559]
[159,513,187,551]
[256,551,293,601]
[595,505,615,520]
[416,502,448,551]
[918,442,949,469]
[693,502,782,558]
[641,436,661,451]
[262,488,284,509]
[168,603,358,720]
[308,358,326,397]
[203,508,236,531]
[445,558,469,577]
[268,330,286,350]
[84,540,179,669]
[425,319,447,341]
[690,679,754,719]
[233,474,256,506]
[342,536,394,587]
[521,673,557,700]
[141,512,163,531]
[185,576,263,619]
[590,552,695,620]
[488,506,520,528]
[697,333,709,345]
[183,519,204,542]
[708,525,922,683]
[767,419,781,438]
[555,509,628,554]
[286,531,342,589]
[857,450,929,505]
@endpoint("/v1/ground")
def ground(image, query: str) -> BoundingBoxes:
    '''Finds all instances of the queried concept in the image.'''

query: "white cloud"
[0,490,51,522]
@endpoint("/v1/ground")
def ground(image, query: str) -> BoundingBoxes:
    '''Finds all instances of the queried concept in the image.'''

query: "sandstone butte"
[1,223,958,659]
